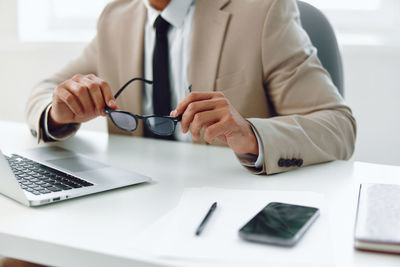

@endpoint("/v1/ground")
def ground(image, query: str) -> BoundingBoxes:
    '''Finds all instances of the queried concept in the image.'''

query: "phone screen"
[239,202,319,246]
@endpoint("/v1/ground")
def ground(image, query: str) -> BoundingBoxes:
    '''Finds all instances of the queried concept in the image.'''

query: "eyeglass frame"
[104,77,182,136]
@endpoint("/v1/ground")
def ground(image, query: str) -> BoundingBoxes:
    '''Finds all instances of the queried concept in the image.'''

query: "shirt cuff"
[235,125,264,169]
[43,104,80,141]
[253,126,264,168]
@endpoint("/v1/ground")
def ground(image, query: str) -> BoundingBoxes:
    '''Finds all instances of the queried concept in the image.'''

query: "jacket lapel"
[188,0,231,92]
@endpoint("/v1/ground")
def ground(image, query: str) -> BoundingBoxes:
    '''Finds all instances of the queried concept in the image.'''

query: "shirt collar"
[143,0,194,28]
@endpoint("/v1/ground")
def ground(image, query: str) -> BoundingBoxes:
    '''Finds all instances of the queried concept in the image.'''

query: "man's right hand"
[49,74,119,129]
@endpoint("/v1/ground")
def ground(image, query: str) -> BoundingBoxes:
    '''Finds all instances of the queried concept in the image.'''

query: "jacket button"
[278,158,285,167]
[30,129,37,137]
[290,158,297,166]
[297,159,303,167]
[284,159,292,167]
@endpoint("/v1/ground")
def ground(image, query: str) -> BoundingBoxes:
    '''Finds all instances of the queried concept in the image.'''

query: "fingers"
[172,91,230,141]
[173,91,225,117]
[51,74,116,124]
[204,116,259,155]
[86,74,118,110]
[204,121,238,143]
[173,90,258,154]
[189,110,221,140]
[54,86,83,116]
[180,100,218,133]
[71,74,117,116]
[175,92,228,133]
[67,78,96,116]
[79,76,106,116]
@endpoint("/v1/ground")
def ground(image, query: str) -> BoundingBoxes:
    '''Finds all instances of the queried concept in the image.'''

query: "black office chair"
[297,1,344,96]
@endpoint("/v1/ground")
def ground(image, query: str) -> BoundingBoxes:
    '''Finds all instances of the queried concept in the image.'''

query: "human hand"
[49,74,119,128]
[171,91,259,155]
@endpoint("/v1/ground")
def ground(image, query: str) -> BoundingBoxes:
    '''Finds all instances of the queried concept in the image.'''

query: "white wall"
[0,0,107,132]
[343,45,400,165]
[1,0,399,166]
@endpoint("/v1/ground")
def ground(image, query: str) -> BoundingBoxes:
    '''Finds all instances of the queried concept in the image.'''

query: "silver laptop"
[0,146,151,206]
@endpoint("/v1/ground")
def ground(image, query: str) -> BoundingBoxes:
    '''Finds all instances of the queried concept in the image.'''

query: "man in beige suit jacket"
[25,0,356,176]
[5,1,356,265]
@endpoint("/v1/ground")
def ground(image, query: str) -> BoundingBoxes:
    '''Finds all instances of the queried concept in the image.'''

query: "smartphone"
[238,202,319,247]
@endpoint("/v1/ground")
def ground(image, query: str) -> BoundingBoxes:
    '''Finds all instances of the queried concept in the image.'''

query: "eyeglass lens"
[145,117,175,136]
[110,112,175,136]
[109,112,137,131]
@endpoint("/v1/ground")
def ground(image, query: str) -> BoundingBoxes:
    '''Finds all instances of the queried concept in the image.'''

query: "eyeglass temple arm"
[114,78,153,99]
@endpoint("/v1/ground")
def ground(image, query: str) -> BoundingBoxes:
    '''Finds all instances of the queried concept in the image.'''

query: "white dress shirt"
[143,0,195,142]
[45,0,264,169]
[143,0,263,168]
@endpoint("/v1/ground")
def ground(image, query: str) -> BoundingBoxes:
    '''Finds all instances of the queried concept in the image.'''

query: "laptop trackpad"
[46,156,107,172]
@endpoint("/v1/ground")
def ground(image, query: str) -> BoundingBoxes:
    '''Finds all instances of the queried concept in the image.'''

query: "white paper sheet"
[135,188,334,266]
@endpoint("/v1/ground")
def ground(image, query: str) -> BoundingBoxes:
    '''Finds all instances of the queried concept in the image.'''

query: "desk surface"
[0,120,399,267]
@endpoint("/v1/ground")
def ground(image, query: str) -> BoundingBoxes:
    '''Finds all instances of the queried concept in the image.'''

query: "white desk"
[0,120,399,266]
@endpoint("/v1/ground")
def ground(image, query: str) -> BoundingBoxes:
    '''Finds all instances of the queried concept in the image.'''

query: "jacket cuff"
[247,118,305,175]
[41,104,80,142]
[235,124,265,174]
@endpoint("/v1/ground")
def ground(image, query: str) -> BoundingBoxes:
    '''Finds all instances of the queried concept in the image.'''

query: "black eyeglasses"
[104,78,182,136]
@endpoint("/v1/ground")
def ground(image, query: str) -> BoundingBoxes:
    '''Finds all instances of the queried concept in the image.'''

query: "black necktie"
[145,16,174,140]
[153,15,171,116]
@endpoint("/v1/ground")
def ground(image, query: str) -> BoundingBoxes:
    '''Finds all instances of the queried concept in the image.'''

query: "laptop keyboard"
[6,154,93,196]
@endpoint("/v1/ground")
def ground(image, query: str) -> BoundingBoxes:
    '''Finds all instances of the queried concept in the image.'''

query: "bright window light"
[17,0,399,44]
[18,0,111,42]
[51,0,108,19]
[305,0,381,10]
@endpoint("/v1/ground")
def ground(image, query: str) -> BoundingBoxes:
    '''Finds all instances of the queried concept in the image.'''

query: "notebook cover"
[354,183,400,254]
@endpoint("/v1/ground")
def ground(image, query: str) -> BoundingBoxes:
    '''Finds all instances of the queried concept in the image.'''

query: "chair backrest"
[297,1,344,96]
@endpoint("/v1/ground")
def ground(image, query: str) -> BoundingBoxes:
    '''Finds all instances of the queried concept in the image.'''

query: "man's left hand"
[171,91,259,155]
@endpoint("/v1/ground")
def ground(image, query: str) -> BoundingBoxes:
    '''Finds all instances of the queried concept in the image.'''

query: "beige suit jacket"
[25,0,357,174]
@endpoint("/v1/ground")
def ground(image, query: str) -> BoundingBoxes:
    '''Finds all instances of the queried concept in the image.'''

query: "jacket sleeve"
[248,0,357,174]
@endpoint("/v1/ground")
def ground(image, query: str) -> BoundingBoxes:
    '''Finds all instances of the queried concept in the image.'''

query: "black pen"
[195,202,218,236]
